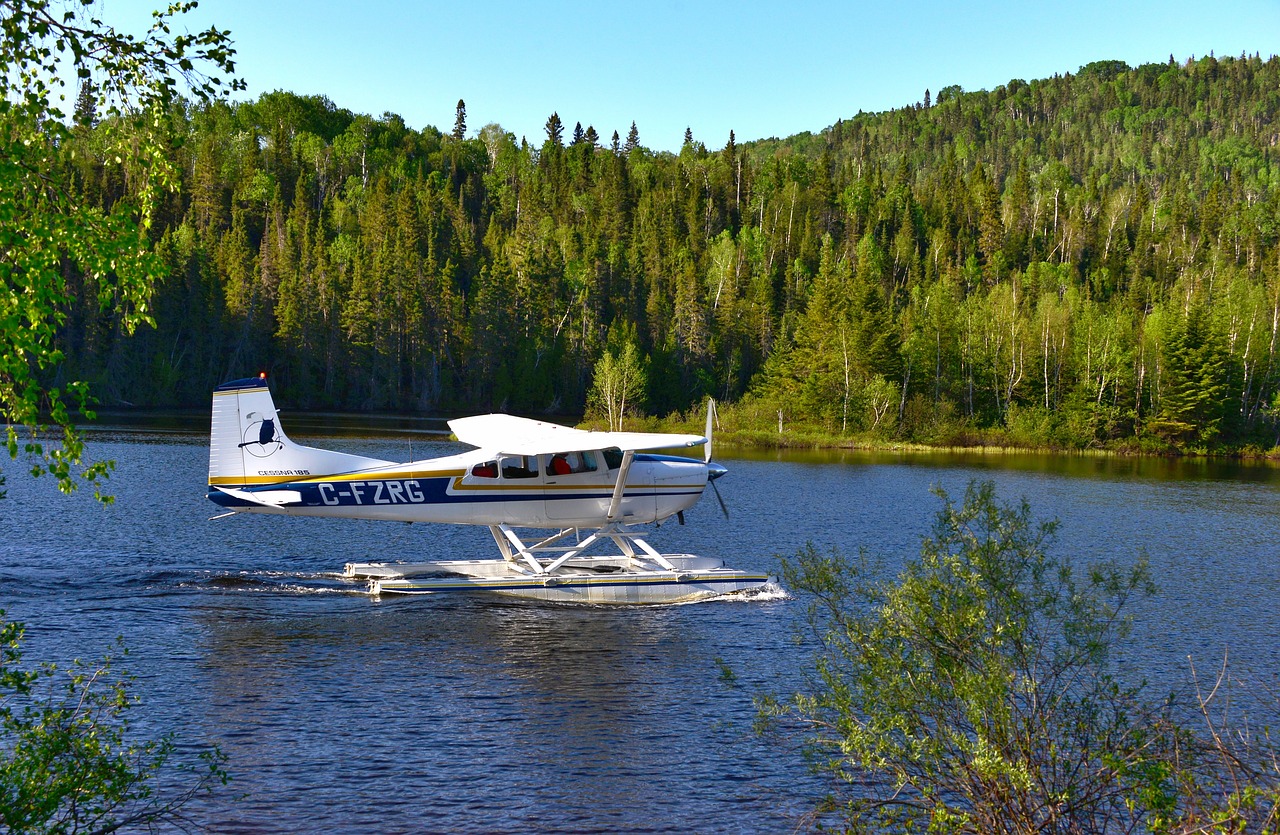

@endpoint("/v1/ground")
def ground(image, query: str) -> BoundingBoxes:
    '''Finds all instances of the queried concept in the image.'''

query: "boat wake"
[701,580,791,604]
[652,580,791,607]
[152,569,364,596]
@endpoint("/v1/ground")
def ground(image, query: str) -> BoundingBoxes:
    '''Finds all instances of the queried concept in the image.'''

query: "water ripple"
[6,431,1279,831]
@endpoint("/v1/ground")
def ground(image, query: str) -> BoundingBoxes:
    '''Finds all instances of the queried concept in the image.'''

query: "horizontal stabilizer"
[448,413,705,455]
[215,487,303,507]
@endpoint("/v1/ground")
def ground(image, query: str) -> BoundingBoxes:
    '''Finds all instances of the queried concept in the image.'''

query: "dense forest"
[56,53,1280,451]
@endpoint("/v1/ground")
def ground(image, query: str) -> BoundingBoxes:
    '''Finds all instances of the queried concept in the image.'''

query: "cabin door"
[544,450,612,523]
[559,448,655,524]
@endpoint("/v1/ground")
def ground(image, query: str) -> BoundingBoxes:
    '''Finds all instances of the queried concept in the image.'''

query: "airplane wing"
[447,413,706,455]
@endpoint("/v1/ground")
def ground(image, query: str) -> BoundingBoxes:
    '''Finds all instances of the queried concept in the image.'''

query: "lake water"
[3,419,1280,833]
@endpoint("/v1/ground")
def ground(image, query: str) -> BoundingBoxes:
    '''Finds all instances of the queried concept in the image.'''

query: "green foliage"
[0,0,241,499]
[0,613,228,833]
[21,49,1280,454]
[588,331,647,431]
[763,482,1280,832]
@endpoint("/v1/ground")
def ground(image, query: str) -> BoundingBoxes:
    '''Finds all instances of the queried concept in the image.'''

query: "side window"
[470,461,498,479]
[547,452,598,475]
[500,455,539,479]
[602,448,624,470]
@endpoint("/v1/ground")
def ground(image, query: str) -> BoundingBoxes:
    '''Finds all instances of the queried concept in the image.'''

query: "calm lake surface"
[3,417,1280,833]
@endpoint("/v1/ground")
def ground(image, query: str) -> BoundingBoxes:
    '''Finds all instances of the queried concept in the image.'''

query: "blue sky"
[109,0,1279,152]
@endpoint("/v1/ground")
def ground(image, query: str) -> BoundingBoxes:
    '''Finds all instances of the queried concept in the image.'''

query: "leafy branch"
[0,614,229,833]
[0,0,242,500]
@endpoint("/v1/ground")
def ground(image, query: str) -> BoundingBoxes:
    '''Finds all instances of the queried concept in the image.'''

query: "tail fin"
[209,377,390,489]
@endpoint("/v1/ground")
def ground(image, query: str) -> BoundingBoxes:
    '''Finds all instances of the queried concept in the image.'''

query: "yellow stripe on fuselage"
[209,469,464,487]
[209,471,703,493]
[297,469,465,483]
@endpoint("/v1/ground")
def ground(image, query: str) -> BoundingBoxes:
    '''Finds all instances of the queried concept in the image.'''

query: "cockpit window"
[602,448,624,470]
[500,455,539,479]
[471,461,498,478]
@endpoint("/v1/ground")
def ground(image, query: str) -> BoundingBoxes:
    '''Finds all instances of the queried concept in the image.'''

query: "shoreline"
[79,407,1280,463]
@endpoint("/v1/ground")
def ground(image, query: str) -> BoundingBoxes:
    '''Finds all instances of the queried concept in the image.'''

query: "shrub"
[762,482,1280,832]
[0,615,228,833]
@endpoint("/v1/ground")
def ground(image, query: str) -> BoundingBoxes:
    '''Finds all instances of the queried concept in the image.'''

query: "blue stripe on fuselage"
[634,453,702,465]
[208,475,702,510]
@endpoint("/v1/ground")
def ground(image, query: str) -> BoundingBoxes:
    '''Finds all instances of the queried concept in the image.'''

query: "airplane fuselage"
[208,447,713,527]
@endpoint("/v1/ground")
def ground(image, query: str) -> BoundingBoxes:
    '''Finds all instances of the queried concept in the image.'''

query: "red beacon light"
[258,371,267,380]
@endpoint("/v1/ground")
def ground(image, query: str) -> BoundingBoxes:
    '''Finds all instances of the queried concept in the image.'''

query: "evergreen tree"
[545,111,564,146]
[452,98,466,140]
[73,79,97,128]
[1155,301,1229,445]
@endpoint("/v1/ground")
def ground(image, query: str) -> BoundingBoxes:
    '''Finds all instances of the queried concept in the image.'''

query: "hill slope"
[58,55,1280,450]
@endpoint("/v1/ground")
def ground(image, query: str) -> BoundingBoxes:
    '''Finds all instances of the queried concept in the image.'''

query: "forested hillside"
[58,54,1280,451]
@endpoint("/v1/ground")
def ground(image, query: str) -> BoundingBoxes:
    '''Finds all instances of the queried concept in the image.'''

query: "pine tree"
[73,79,97,128]
[545,112,564,146]
[624,121,639,153]
[452,99,466,141]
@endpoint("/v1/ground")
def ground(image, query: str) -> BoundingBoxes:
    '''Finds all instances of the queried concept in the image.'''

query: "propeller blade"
[704,398,717,463]
[710,477,729,519]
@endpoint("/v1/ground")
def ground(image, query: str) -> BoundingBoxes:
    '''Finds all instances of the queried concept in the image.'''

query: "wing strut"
[605,450,635,521]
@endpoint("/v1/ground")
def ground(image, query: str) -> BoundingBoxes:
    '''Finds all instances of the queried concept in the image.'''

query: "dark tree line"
[54,54,1280,451]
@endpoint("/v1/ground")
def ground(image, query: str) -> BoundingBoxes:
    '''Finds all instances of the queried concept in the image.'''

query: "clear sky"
[106,0,1279,152]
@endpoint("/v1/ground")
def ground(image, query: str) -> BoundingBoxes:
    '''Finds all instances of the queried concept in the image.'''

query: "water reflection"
[726,444,1280,483]
[189,596,805,833]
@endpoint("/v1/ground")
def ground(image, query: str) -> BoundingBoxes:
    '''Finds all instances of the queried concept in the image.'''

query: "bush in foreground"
[0,615,227,834]
[762,481,1280,833]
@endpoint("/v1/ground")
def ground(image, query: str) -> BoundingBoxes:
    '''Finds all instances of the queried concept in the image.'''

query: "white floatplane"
[207,375,771,603]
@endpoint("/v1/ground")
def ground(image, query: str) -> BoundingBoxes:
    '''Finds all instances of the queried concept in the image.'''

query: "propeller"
[703,398,729,519]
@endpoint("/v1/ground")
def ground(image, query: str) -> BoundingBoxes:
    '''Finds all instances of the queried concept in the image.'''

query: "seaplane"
[206,374,772,604]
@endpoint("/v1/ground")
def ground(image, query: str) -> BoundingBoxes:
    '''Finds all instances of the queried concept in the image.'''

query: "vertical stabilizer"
[209,377,284,487]
[208,376,391,489]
